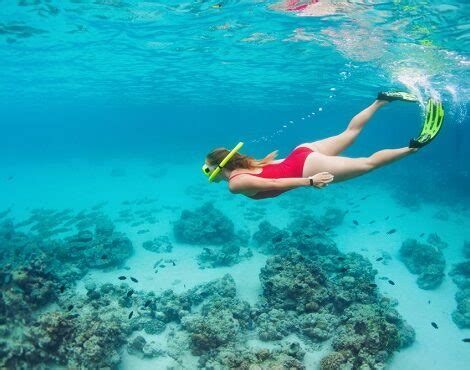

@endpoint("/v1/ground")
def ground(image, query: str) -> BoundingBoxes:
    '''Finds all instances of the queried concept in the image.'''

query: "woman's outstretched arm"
[229,172,333,194]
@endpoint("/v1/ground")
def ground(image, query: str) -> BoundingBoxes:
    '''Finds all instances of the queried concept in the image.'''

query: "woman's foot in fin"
[377,91,418,103]
[409,99,444,148]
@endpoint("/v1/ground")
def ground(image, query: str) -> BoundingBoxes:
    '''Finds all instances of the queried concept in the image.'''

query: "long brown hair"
[206,148,278,170]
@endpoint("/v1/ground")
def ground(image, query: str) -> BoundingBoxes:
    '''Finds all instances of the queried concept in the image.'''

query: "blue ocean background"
[1,1,469,369]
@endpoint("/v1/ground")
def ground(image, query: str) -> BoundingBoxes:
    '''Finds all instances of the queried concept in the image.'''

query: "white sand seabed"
[0,159,469,370]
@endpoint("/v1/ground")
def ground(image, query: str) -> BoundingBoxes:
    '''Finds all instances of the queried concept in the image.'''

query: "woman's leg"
[302,147,416,181]
[297,100,388,156]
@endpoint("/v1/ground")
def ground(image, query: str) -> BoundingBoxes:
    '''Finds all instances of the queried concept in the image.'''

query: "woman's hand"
[309,172,334,189]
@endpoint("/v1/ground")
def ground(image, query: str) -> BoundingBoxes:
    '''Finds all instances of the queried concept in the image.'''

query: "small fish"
[431,322,438,329]
[172,261,176,266]
[369,283,377,288]
[353,220,359,225]
[337,256,345,261]
[101,254,108,259]
[369,220,375,224]
[126,290,134,297]
[376,257,383,262]
[144,300,152,307]
[67,304,74,311]
[386,229,396,234]
[118,276,127,280]
[388,280,395,285]
[360,196,368,200]
[420,233,425,237]
[203,247,211,253]
[462,338,470,343]
[130,277,138,283]
[385,216,389,220]
[428,300,431,304]
[370,231,380,235]
[67,313,79,319]
[272,235,283,243]
[304,234,311,238]
[59,285,66,293]
[128,311,134,319]
[339,267,349,273]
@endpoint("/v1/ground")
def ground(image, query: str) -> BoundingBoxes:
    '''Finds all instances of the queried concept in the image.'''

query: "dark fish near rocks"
[127,290,134,297]
[386,229,396,234]
[337,256,345,261]
[431,322,438,329]
[67,304,74,311]
[59,285,66,293]
[272,235,283,243]
[339,267,349,273]
[462,338,470,343]
[67,313,79,319]
[101,254,108,259]
[130,277,138,283]
[118,276,126,280]
[376,257,383,262]
[128,311,134,319]
[203,247,211,253]
[353,220,359,225]
[388,280,395,285]
[369,283,377,288]
[144,300,152,307]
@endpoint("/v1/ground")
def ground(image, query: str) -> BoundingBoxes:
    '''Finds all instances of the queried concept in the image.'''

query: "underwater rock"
[399,239,446,290]
[142,235,173,253]
[173,203,235,245]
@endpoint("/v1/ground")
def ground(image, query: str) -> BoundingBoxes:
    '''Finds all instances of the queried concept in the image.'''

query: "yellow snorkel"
[202,142,244,182]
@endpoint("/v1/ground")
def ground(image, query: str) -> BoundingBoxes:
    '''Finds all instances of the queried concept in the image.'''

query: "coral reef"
[399,239,446,289]
[142,235,173,253]
[253,211,339,258]
[464,240,470,259]
[427,232,448,250]
[255,251,414,367]
[449,248,470,328]
[173,203,235,245]
[197,240,252,268]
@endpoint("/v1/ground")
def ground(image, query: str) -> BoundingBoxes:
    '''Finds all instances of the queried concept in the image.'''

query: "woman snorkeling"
[202,92,444,200]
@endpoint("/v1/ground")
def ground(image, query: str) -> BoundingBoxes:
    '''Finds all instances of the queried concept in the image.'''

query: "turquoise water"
[1,1,469,369]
